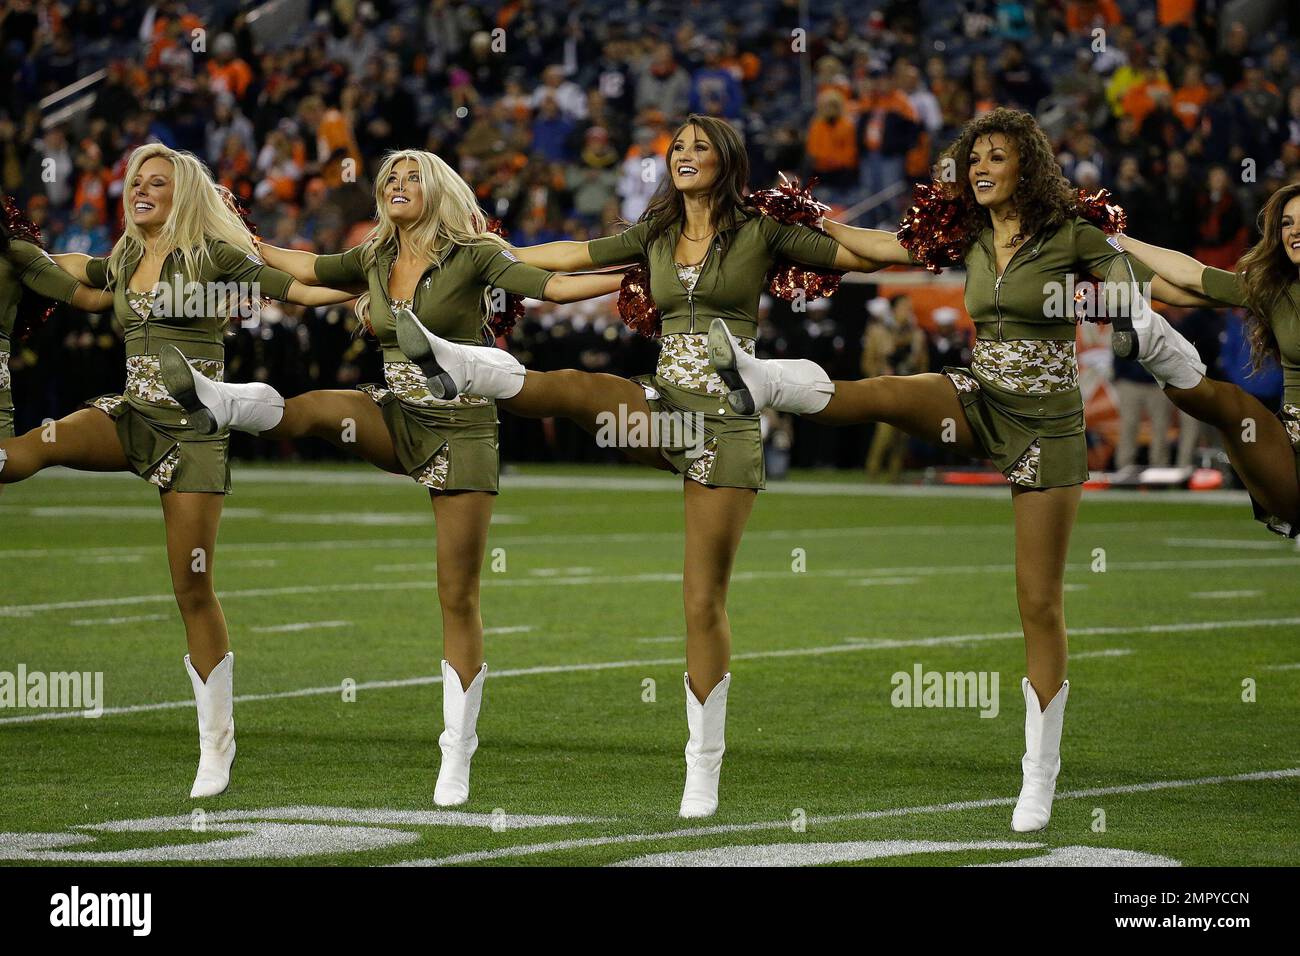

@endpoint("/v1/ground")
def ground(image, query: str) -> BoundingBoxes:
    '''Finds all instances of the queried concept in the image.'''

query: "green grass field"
[1,463,1297,866]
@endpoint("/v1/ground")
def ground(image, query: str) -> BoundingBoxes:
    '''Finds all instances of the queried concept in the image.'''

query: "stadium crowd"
[3,0,1299,474]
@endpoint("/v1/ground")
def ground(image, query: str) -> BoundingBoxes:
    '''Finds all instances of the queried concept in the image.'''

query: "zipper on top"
[991,235,1040,342]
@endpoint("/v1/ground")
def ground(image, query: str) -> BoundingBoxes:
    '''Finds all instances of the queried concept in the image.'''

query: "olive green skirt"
[634,374,765,490]
[943,367,1088,489]
[1251,404,1300,538]
[361,386,500,494]
[87,395,231,494]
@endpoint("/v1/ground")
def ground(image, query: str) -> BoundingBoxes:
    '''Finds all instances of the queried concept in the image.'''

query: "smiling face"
[967,133,1020,210]
[1281,195,1300,267]
[669,124,719,196]
[129,156,175,231]
[382,157,425,225]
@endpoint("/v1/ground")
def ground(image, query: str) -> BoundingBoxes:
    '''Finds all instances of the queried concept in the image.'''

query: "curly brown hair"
[1235,182,1296,374]
[939,107,1078,254]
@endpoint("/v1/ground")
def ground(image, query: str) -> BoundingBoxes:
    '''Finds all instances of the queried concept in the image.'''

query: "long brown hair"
[639,114,750,253]
[1235,183,1298,373]
[939,107,1077,254]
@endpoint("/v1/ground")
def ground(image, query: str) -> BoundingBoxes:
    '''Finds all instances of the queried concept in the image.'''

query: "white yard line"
[250,621,352,634]
[2,557,1297,619]
[1166,537,1289,551]
[3,615,1296,726]
[395,767,1300,866]
[1189,590,1264,599]
[0,519,1257,561]
[1070,648,1133,659]
[70,614,169,627]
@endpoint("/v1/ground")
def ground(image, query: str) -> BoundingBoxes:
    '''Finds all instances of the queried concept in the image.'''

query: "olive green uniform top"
[1,240,82,435]
[315,239,555,492]
[81,240,296,493]
[941,217,1156,488]
[586,210,841,489]
[1202,265,1300,536]
[1202,266,1300,407]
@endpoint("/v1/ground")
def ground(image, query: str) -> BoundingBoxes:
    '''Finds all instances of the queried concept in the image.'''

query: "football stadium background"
[0,0,1298,869]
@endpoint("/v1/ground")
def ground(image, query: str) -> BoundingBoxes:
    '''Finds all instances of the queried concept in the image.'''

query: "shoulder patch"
[247,253,265,266]
[498,249,520,264]
[1105,235,1123,253]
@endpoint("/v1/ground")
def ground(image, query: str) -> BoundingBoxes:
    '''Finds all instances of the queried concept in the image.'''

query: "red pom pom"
[618,262,661,338]
[746,174,845,301]
[484,218,525,339]
[5,196,57,340]
[897,182,967,274]
[1074,188,1127,235]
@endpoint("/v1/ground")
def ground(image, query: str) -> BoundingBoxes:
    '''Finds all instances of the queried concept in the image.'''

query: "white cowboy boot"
[435,660,488,807]
[1011,677,1069,832]
[680,672,731,818]
[185,652,236,799]
[1111,288,1206,389]
[395,308,524,400]
[160,346,285,435]
[707,318,833,415]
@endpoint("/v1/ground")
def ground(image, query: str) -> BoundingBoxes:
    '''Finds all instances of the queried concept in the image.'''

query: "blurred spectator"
[862,295,927,482]
[805,90,858,191]
[1113,358,1171,470]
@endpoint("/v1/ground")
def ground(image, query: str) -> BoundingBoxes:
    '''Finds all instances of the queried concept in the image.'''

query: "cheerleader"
[0,145,356,798]
[161,149,623,806]
[0,198,113,440]
[391,116,879,817]
[704,108,1214,830]
[1109,183,1300,538]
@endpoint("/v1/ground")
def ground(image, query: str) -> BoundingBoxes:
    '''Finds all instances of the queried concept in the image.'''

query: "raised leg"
[500,370,673,471]
[811,373,983,456]
[267,390,403,474]
[1164,378,1299,523]
[0,408,129,482]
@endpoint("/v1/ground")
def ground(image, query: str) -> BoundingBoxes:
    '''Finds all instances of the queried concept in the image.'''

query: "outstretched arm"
[258,243,325,286]
[1148,276,1221,309]
[51,252,94,284]
[542,271,624,303]
[1112,235,1209,295]
[280,280,358,307]
[822,220,915,268]
[69,285,114,312]
[511,241,597,272]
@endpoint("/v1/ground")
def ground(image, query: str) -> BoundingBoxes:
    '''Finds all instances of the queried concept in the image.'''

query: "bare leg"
[1164,378,1300,522]
[500,370,673,471]
[431,491,494,687]
[1011,484,1081,706]
[160,491,229,680]
[681,480,757,699]
[0,408,129,481]
[810,374,983,456]
[263,390,403,473]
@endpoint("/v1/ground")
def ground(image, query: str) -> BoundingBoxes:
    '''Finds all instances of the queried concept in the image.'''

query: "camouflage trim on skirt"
[359,383,500,494]
[633,374,764,490]
[86,394,232,494]
[1250,404,1300,538]
[943,366,1088,489]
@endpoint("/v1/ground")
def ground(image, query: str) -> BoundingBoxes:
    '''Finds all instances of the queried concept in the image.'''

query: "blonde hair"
[106,144,257,286]
[354,149,507,333]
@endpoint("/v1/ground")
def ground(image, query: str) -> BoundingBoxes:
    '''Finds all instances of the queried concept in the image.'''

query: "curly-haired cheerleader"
[1110,183,1300,537]
[1,145,355,798]
[706,108,1215,831]
[390,115,879,817]
[162,149,623,805]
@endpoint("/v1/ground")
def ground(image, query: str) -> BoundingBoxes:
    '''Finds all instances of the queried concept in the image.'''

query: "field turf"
[1,463,1297,866]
